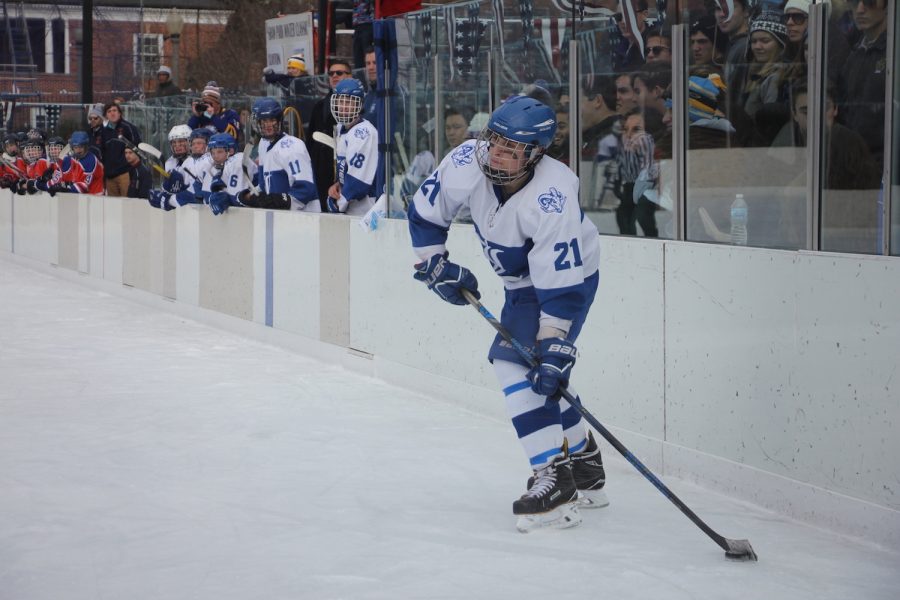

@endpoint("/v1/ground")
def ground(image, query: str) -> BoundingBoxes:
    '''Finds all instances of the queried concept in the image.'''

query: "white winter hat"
[157,65,172,76]
[784,0,811,14]
[201,82,221,101]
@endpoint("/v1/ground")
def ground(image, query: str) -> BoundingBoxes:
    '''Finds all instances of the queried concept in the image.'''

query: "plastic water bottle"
[730,193,748,246]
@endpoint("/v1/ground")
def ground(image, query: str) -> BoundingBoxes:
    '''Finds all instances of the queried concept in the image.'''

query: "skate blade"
[577,488,609,509]
[515,502,582,533]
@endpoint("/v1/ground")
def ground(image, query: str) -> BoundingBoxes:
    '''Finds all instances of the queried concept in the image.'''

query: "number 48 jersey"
[335,118,378,204]
[408,139,600,323]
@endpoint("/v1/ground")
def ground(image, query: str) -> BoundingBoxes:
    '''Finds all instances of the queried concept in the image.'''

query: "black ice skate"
[513,454,581,533]
[571,431,609,508]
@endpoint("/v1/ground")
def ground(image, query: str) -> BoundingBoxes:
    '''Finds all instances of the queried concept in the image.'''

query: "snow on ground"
[1,258,898,600]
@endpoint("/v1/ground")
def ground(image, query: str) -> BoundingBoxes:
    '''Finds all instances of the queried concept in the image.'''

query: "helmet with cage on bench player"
[330,78,365,125]
[168,124,192,159]
[475,95,556,186]
[20,133,45,164]
[252,97,284,140]
[47,136,65,162]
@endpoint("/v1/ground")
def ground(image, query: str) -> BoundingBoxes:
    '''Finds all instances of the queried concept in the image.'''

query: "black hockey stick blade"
[460,289,758,562]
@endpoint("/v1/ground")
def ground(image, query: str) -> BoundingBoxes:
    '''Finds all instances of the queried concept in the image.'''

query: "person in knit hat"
[782,0,811,44]
[153,65,179,98]
[187,81,242,142]
[742,10,789,121]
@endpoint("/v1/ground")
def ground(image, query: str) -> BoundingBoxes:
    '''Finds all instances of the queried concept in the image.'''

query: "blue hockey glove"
[35,178,51,192]
[208,191,233,216]
[326,196,348,213]
[527,338,577,398]
[162,170,186,193]
[210,176,227,193]
[148,189,167,209]
[413,253,480,306]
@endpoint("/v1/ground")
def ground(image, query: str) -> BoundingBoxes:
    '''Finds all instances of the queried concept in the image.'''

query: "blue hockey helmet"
[208,132,236,151]
[190,128,212,142]
[69,130,90,158]
[476,95,557,185]
[252,97,283,138]
[330,78,366,125]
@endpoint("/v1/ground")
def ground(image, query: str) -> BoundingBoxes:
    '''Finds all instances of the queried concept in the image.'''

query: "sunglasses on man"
[328,69,351,76]
[647,45,669,55]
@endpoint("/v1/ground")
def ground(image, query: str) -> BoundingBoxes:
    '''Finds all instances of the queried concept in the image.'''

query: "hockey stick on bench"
[460,288,758,562]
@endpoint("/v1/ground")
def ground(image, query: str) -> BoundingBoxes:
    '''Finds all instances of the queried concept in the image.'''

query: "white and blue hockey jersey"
[335,118,378,206]
[257,133,317,210]
[199,152,247,201]
[408,140,600,323]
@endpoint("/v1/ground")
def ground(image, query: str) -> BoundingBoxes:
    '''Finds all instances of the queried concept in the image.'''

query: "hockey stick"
[241,143,261,195]
[0,155,27,178]
[312,131,335,149]
[460,289,758,562]
[118,136,168,178]
[394,132,410,172]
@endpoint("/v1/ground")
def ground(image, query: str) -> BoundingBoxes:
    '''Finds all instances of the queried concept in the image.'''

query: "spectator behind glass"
[309,61,354,209]
[837,0,888,170]
[100,102,142,198]
[546,106,570,165]
[742,11,792,145]
[86,103,104,160]
[613,0,651,71]
[645,32,672,64]
[773,81,880,191]
[352,0,375,69]
[690,16,726,74]
[716,0,752,144]
[443,108,471,154]
[187,82,242,141]
[615,72,638,114]
[615,107,664,237]
[154,65,179,97]
[124,147,152,200]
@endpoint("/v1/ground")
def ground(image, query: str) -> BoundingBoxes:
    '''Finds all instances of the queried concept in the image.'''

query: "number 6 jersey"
[408,139,600,323]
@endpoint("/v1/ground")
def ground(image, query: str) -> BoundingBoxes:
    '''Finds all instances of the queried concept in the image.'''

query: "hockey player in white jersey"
[325,78,379,216]
[148,127,213,210]
[201,133,251,215]
[213,97,318,213]
[409,95,608,532]
[163,124,191,173]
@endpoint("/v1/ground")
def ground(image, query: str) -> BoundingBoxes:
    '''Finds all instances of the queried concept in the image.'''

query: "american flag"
[518,0,534,57]
[454,3,485,79]
[444,5,456,81]
[535,18,569,71]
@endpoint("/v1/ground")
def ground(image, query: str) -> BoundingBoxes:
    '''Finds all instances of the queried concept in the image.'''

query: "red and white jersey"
[1,154,26,179]
[24,158,52,180]
[75,153,105,194]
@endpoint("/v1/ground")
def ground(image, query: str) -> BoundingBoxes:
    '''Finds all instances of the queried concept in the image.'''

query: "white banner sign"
[265,12,315,74]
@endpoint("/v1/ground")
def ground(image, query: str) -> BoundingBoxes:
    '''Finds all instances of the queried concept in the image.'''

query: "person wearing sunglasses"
[308,60,354,209]
[836,0,887,170]
[782,0,810,44]
[613,0,651,71]
[644,32,671,64]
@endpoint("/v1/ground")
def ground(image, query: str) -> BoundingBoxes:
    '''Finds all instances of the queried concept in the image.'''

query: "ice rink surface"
[1,258,898,600]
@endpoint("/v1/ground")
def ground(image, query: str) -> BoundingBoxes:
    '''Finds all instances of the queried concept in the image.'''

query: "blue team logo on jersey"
[279,138,294,149]
[451,144,475,167]
[354,127,369,140]
[538,187,566,214]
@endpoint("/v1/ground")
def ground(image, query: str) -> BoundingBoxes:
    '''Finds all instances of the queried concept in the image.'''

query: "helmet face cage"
[475,128,544,185]
[47,142,65,162]
[330,93,363,125]
[22,142,44,164]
